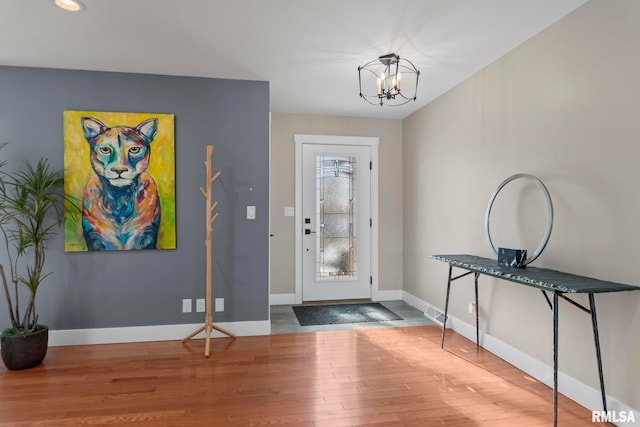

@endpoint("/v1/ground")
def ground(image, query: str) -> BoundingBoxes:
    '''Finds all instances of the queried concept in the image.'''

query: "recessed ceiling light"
[53,0,86,12]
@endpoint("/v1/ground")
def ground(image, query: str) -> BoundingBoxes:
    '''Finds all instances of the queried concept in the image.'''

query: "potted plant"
[0,143,70,370]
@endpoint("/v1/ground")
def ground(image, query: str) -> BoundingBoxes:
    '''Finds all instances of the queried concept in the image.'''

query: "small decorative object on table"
[498,248,527,268]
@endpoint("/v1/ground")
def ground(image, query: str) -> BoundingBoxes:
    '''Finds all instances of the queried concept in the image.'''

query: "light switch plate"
[247,205,256,220]
[284,207,294,217]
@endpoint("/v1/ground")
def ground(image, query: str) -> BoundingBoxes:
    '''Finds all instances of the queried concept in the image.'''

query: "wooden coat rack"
[183,145,235,357]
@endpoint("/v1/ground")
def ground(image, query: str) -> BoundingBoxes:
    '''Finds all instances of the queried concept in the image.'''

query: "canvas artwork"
[64,110,176,251]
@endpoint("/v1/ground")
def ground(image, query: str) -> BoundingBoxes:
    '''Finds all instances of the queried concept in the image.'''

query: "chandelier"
[358,53,420,107]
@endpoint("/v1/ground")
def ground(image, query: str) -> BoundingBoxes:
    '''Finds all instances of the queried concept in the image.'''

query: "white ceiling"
[0,0,587,119]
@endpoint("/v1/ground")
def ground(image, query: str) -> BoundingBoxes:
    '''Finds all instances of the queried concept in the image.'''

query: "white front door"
[300,143,372,301]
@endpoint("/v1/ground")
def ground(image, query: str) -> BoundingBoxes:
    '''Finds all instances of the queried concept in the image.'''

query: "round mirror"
[485,173,553,265]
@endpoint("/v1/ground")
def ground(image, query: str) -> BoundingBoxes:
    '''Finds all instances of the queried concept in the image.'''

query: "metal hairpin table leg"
[553,291,559,427]
[441,265,453,349]
[474,272,480,347]
[589,293,607,412]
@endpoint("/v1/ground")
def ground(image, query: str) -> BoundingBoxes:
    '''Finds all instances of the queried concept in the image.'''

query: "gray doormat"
[292,303,403,326]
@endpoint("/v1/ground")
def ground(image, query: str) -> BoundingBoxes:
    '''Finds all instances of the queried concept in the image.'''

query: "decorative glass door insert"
[315,156,358,281]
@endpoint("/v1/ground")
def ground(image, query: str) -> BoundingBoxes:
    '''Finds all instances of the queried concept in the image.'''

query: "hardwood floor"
[0,326,610,426]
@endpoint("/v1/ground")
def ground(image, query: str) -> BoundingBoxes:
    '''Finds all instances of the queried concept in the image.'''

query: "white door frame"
[294,134,379,304]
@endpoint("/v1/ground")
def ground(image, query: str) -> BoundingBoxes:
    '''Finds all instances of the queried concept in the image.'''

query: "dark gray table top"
[431,254,640,294]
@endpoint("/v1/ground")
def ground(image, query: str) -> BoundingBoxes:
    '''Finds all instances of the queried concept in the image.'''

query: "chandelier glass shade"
[358,53,420,106]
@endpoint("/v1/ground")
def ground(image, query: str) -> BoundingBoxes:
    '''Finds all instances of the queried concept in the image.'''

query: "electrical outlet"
[196,298,205,313]
[182,298,192,313]
[215,298,224,312]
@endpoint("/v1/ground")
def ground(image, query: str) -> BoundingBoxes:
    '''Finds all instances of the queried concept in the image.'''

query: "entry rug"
[292,303,403,326]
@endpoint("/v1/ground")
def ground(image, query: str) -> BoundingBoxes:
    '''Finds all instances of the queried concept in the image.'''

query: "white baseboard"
[373,289,403,301]
[402,291,638,427]
[270,293,296,305]
[49,320,271,347]
[401,290,430,312]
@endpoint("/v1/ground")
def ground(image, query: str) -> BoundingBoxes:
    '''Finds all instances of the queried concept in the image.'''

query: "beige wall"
[270,113,403,297]
[403,0,640,411]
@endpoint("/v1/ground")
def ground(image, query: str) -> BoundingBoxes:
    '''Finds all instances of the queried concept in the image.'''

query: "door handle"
[305,229,317,234]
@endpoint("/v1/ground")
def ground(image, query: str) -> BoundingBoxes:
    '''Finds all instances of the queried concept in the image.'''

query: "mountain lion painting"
[80,117,161,250]
[63,111,176,252]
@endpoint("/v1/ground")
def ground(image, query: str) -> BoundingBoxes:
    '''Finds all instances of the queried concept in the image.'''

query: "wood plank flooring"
[0,326,610,426]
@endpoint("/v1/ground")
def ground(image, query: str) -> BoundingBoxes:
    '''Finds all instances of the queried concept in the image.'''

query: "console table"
[431,254,640,427]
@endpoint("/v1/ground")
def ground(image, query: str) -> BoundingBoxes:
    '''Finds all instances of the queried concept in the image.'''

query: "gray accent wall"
[0,66,270,329]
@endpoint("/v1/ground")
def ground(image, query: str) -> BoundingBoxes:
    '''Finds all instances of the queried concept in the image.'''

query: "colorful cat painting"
[80,117,161,250]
